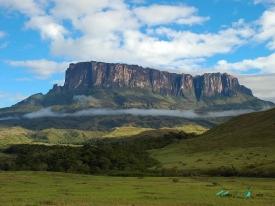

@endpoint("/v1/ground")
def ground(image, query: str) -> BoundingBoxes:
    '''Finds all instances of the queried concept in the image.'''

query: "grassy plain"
[0,171,275,206]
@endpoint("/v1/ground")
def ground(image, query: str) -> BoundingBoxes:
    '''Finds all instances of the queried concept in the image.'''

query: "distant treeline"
[0,132,196,175]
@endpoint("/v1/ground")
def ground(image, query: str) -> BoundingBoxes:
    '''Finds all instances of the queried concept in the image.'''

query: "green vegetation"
[0,104,274,205]
[0,143,158,175]
[103,125,207,139]
[29,128,104,144]
[0,171,275,206]
[102,126,154,138]
[0,126,32,145]
[0,124,208,145]
[150,108,275,177]
[0,131,197,175]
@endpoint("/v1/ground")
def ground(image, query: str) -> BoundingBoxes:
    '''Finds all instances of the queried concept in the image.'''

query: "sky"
[0,0,275,109]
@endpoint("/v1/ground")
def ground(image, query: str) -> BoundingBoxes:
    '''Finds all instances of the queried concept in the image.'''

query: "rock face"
[51,61,253,100]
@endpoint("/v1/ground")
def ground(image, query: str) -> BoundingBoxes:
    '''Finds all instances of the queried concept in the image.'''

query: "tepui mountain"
[0,60,274,117]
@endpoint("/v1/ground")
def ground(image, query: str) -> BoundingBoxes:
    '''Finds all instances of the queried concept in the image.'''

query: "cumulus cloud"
[214,53,275,74]
[254,6,275,50]
[0,0,256,71]
[1,0,275,102]
[0,0,45,16]
[21,107,260,120]
[133,5,209,26]
[25,15,68,40]
[8,59,70,79]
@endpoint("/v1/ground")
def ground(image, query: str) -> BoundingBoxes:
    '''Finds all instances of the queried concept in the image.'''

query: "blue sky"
[0,0,275,108]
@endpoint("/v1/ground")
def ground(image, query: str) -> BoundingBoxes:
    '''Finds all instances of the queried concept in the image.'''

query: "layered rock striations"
[51,61,253,100]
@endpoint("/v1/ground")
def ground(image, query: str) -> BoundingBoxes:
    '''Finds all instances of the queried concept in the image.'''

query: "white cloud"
[130,0,146,4]
[25,15,68,40]
[238,73,275,103]
[254,0,275,5]
[49,21,254,70]
[214,53,275,73]
[0,0,45,16]
[255,6,275,49]
[0,91,27,105]
[0,1,67,42]
[50,0,119,19]
[1,0,275,79]
[2,0,250,70]
[133,5,209,26]
[8,59,70,79]
[22,107,257,119]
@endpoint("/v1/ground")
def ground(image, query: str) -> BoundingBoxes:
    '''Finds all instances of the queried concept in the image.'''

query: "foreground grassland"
[0,171,275,206]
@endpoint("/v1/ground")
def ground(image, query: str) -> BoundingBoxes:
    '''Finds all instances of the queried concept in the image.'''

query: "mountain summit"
[51,61,252,101]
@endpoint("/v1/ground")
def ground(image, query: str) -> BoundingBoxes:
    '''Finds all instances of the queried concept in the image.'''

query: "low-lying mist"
[23,108,258,119]
[0,107,268,121]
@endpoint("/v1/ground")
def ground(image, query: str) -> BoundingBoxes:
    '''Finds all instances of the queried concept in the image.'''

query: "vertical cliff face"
[64,62,92,90]
[53,61,253,101]
[193,73,252,100]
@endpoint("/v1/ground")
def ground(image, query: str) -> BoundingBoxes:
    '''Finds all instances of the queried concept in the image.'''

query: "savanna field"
[1,171,275,206]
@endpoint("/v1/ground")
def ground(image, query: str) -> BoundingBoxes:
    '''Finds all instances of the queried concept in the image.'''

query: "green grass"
[0,171,274,206]
[149,108,275,174]
[0,126,32,146]
[30,128,105,144]
[0,124,208,145]
[0,126,105,145]
[103,125,208,139]
[102,126,154,138]
[150,144,275,172]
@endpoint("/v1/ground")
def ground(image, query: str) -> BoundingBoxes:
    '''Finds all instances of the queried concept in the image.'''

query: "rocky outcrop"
[51,61,253,100]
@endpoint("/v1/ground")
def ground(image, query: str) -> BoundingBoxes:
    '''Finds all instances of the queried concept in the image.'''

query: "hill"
[0,115,209,145]
[150,108,275,176]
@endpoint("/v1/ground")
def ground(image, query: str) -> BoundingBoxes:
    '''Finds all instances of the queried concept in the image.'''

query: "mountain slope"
[194,107,275,149]
[150,108,275,175]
